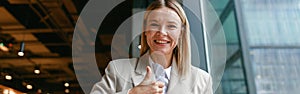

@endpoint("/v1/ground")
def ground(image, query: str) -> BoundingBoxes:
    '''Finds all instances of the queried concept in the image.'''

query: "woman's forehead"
[146,7,181,23]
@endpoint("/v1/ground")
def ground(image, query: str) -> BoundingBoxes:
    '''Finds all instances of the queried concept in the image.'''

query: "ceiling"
[0,0,138,93]
[0,0,226,93]
[0,0,91,93]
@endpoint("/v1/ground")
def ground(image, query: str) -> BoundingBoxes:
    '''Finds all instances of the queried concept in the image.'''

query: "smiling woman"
[91,0,213,94]
[144,8,182,68]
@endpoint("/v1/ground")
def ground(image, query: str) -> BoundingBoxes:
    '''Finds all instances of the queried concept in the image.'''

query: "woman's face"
[145,7,182,55]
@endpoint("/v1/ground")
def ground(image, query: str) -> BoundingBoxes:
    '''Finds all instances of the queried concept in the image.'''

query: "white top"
[149,57,172,80]
[164,65,171,80]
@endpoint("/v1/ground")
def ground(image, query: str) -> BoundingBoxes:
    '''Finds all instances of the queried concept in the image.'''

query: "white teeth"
[156,40,168,44]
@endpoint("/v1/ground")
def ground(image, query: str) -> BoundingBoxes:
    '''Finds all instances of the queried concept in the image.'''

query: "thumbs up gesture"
[128,66,165,94]
[140,66,155,85]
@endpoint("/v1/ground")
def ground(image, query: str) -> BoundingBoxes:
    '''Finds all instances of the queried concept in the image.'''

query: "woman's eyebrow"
[149,20,158,23]
[167,21,180,25]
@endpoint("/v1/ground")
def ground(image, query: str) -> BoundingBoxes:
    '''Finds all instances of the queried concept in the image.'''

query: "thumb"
[141,66,153,85]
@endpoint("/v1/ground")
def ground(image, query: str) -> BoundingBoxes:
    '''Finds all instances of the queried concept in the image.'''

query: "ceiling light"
[18,42,25,56]
[34,69,40,74]
[5,75,12,80]
[0,43,9,52]
[64,82,69,87]
[34,65,40,74]
[65,89,70,93]
[18,52,24,56]
[8,43,13,47]
[26,84,33,89]
[138,45,141,49]
[3,89,16,94]
[3,89,9,94]
[37,89,42,93]
[8,90,15,94]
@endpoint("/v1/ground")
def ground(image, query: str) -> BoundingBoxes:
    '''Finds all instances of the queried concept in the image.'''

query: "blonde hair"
[140,0,191,77]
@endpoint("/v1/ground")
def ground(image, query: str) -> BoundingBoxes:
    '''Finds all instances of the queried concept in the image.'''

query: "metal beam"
[225,49,242,69]
[209,0,234,38]
[14,40,70,46]
[234,0,257,94]
[0,28,74,34]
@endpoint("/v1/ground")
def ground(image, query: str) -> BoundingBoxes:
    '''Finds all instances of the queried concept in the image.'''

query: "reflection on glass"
[240,0,300,93]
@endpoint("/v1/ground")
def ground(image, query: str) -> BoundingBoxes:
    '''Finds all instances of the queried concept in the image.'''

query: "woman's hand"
[128,66,165,94]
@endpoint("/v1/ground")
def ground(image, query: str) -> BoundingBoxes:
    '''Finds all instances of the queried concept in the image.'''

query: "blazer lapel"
[167,60,187,93]
[167,61,179,92]
[131,52,156,86]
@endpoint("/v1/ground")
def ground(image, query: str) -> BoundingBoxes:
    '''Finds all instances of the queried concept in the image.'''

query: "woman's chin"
[150,49,172,55]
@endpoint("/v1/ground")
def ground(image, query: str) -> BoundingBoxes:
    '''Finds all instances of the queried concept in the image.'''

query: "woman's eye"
[168,25,177,29]
[150,23,159,26]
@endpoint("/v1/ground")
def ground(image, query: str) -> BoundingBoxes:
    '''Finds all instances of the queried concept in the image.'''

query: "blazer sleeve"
[90,61,131,94]
[193,67,213,94]
[203,75,213,94]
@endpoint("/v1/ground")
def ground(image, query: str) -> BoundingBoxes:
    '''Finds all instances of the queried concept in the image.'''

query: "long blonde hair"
[140,0,191,77]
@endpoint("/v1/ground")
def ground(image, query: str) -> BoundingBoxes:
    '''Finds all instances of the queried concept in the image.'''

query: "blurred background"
[0,0,299,94]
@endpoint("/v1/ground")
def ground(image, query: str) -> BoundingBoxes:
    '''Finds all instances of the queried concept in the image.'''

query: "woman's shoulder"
[188,66,213,93]
[190,66,211,79]
[189,66,212,89]
[109,58,138,65]
[107,58,138,70]
[104,58,138,77]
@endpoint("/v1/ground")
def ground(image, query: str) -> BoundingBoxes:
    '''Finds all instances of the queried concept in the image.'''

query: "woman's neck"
[164,53,172,68]
[149,51,173,69]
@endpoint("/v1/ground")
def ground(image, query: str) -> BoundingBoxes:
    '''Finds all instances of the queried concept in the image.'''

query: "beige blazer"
[91,53,213,94]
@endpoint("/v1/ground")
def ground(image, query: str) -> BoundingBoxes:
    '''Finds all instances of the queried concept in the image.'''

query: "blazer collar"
[167,59,181,93]
[134,52,150,74]
[132,52,156,86]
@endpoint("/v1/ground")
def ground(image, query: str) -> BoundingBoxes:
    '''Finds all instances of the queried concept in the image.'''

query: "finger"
[155,82,165,88]
[141,66,153,85]
[145,66,152,80]
[151,85,163,94]
[152,81,164,88]
[157,87,163,93]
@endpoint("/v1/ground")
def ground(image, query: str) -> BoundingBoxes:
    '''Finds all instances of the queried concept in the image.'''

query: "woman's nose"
[157,27,168,36]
